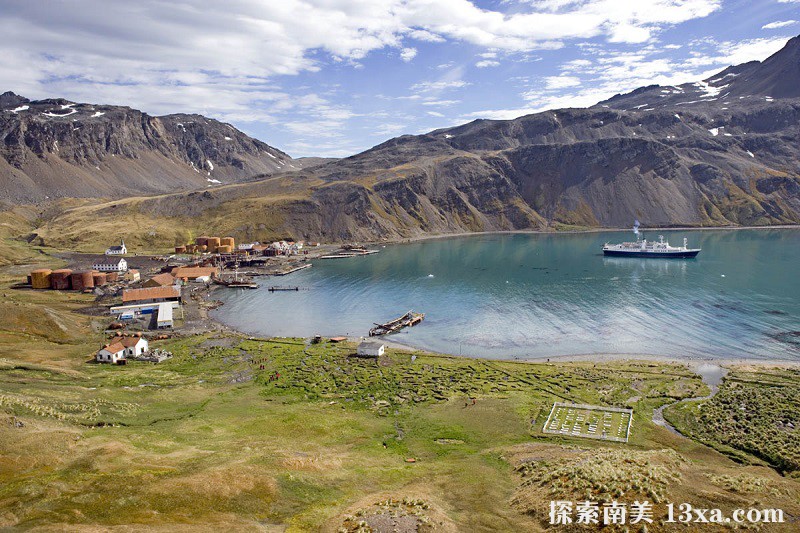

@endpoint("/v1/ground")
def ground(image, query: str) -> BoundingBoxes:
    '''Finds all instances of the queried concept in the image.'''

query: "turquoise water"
[212,229,800,360]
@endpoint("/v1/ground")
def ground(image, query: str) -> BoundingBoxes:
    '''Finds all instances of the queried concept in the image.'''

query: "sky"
[1,1,799,157]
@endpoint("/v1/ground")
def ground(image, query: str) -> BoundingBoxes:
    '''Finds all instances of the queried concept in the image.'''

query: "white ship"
[602,221,701,258]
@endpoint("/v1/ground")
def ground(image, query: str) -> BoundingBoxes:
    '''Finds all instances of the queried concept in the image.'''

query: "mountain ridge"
[17,35,800,248]
[0,93,301,201]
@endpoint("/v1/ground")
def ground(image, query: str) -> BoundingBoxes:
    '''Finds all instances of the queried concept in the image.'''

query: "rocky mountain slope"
[0,93,298,201]
[31,35,800,248]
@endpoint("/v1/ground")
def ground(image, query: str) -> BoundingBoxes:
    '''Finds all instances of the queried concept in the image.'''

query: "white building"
[117,335,149,357]
[357,341,385,357]
[97,342,126,364]
[93,257,128,272]
[97,335,149,364]
[269,241,290,255]
[156,302,174,328]
[105,240,127,255]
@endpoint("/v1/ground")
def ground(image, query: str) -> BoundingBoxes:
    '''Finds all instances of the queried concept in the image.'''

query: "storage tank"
[175,245,186,254]
[106,272,119,282]
[185,244,196,253]
[92,272,107,286]
[195,236,210,246]
[70,271,95,291]
[216,245,232,254]
[30,269,52,289]
[220,237,235,248]
[206,237,221,252]
[199,244,208,252]
[50,269,73,290]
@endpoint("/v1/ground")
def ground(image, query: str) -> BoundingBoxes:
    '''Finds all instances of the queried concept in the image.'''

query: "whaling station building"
[92,257,128,272]
[111,286,182,328]
[97,334,149,364]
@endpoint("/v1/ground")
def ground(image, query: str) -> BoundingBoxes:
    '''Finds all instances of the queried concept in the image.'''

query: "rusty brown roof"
[171,266,219,279]
[145,273,176,286]
[102,342,125,354]
[122,286,181,303]
[109,335,147,348]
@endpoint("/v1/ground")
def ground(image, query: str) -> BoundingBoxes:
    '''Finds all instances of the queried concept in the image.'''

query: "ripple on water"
[213,229,800,361]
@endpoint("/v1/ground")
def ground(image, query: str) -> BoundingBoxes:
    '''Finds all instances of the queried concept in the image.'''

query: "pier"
[319,248,379,259]
[369,311,425,336]
[275,263,312,276]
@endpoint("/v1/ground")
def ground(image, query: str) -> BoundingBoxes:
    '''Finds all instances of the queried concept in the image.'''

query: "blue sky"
[1,1,799,157]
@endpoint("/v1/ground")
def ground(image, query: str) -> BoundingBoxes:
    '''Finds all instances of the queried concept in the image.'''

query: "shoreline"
[373,336,800,369]
[385,224,800,246]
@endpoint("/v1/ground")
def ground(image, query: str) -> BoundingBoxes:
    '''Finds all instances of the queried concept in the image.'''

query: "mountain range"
[5,35,800,248]
[0,92,307,201]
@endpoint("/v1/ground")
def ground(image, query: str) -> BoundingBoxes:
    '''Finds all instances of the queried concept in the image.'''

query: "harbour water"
[212,229,800,361]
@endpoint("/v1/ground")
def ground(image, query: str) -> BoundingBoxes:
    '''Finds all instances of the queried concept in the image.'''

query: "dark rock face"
[279,34,800,235]
[0,94,293,201]
[8,35,800,241]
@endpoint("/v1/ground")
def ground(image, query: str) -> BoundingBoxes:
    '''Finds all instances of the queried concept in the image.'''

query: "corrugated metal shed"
[157,302,174,328]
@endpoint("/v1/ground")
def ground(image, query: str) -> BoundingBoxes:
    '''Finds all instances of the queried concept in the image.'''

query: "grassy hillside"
[1,275,798,530]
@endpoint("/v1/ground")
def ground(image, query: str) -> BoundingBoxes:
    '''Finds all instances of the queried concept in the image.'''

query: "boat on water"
[369,311,425,336]
[602,220,701,258]
[214,270,258,289]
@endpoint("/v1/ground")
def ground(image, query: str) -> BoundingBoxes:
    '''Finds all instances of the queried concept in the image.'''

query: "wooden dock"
[275,263,312,276]
[319,249,379,259]
[369,311,425,336]
[268,286,304,292]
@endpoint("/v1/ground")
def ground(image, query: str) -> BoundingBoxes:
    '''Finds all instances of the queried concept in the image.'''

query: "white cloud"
[408,29,446,42]
[544,75,581,89]
[464,34,793,122]
[400,47,418,62]
[762,20,797,30]
[426,111,445,117]
[476,59,501,67]
[410,80,470,92]
[373,123,409,136]
[421,99,460,106]
[683,36,793,68]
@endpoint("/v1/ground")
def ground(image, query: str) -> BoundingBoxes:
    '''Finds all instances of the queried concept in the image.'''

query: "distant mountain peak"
[0,94,296,202]
[0,91,29,108]
[596,33,800,110]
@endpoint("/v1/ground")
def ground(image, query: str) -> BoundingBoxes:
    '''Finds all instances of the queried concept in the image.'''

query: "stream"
[652,363,729,436]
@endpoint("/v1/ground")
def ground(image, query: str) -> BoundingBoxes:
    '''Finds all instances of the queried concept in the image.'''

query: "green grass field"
[665,367,800,475]
[1,271,799,531]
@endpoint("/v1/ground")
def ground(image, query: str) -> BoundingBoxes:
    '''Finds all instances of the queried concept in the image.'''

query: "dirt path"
[652,363,729,436]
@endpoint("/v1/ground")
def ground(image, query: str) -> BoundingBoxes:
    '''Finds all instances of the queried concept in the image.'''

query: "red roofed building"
[97,342,126,364]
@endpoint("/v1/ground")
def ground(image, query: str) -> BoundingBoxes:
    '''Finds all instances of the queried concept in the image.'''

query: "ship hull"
[603,249,700,258]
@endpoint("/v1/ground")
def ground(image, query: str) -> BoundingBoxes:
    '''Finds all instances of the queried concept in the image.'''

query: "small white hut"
[357,341,385,357]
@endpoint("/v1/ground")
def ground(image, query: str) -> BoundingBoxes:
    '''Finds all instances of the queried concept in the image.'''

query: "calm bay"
[212,228,800,361]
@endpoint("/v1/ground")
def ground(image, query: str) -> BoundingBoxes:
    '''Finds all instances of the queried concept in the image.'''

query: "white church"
[105,240,127,255]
